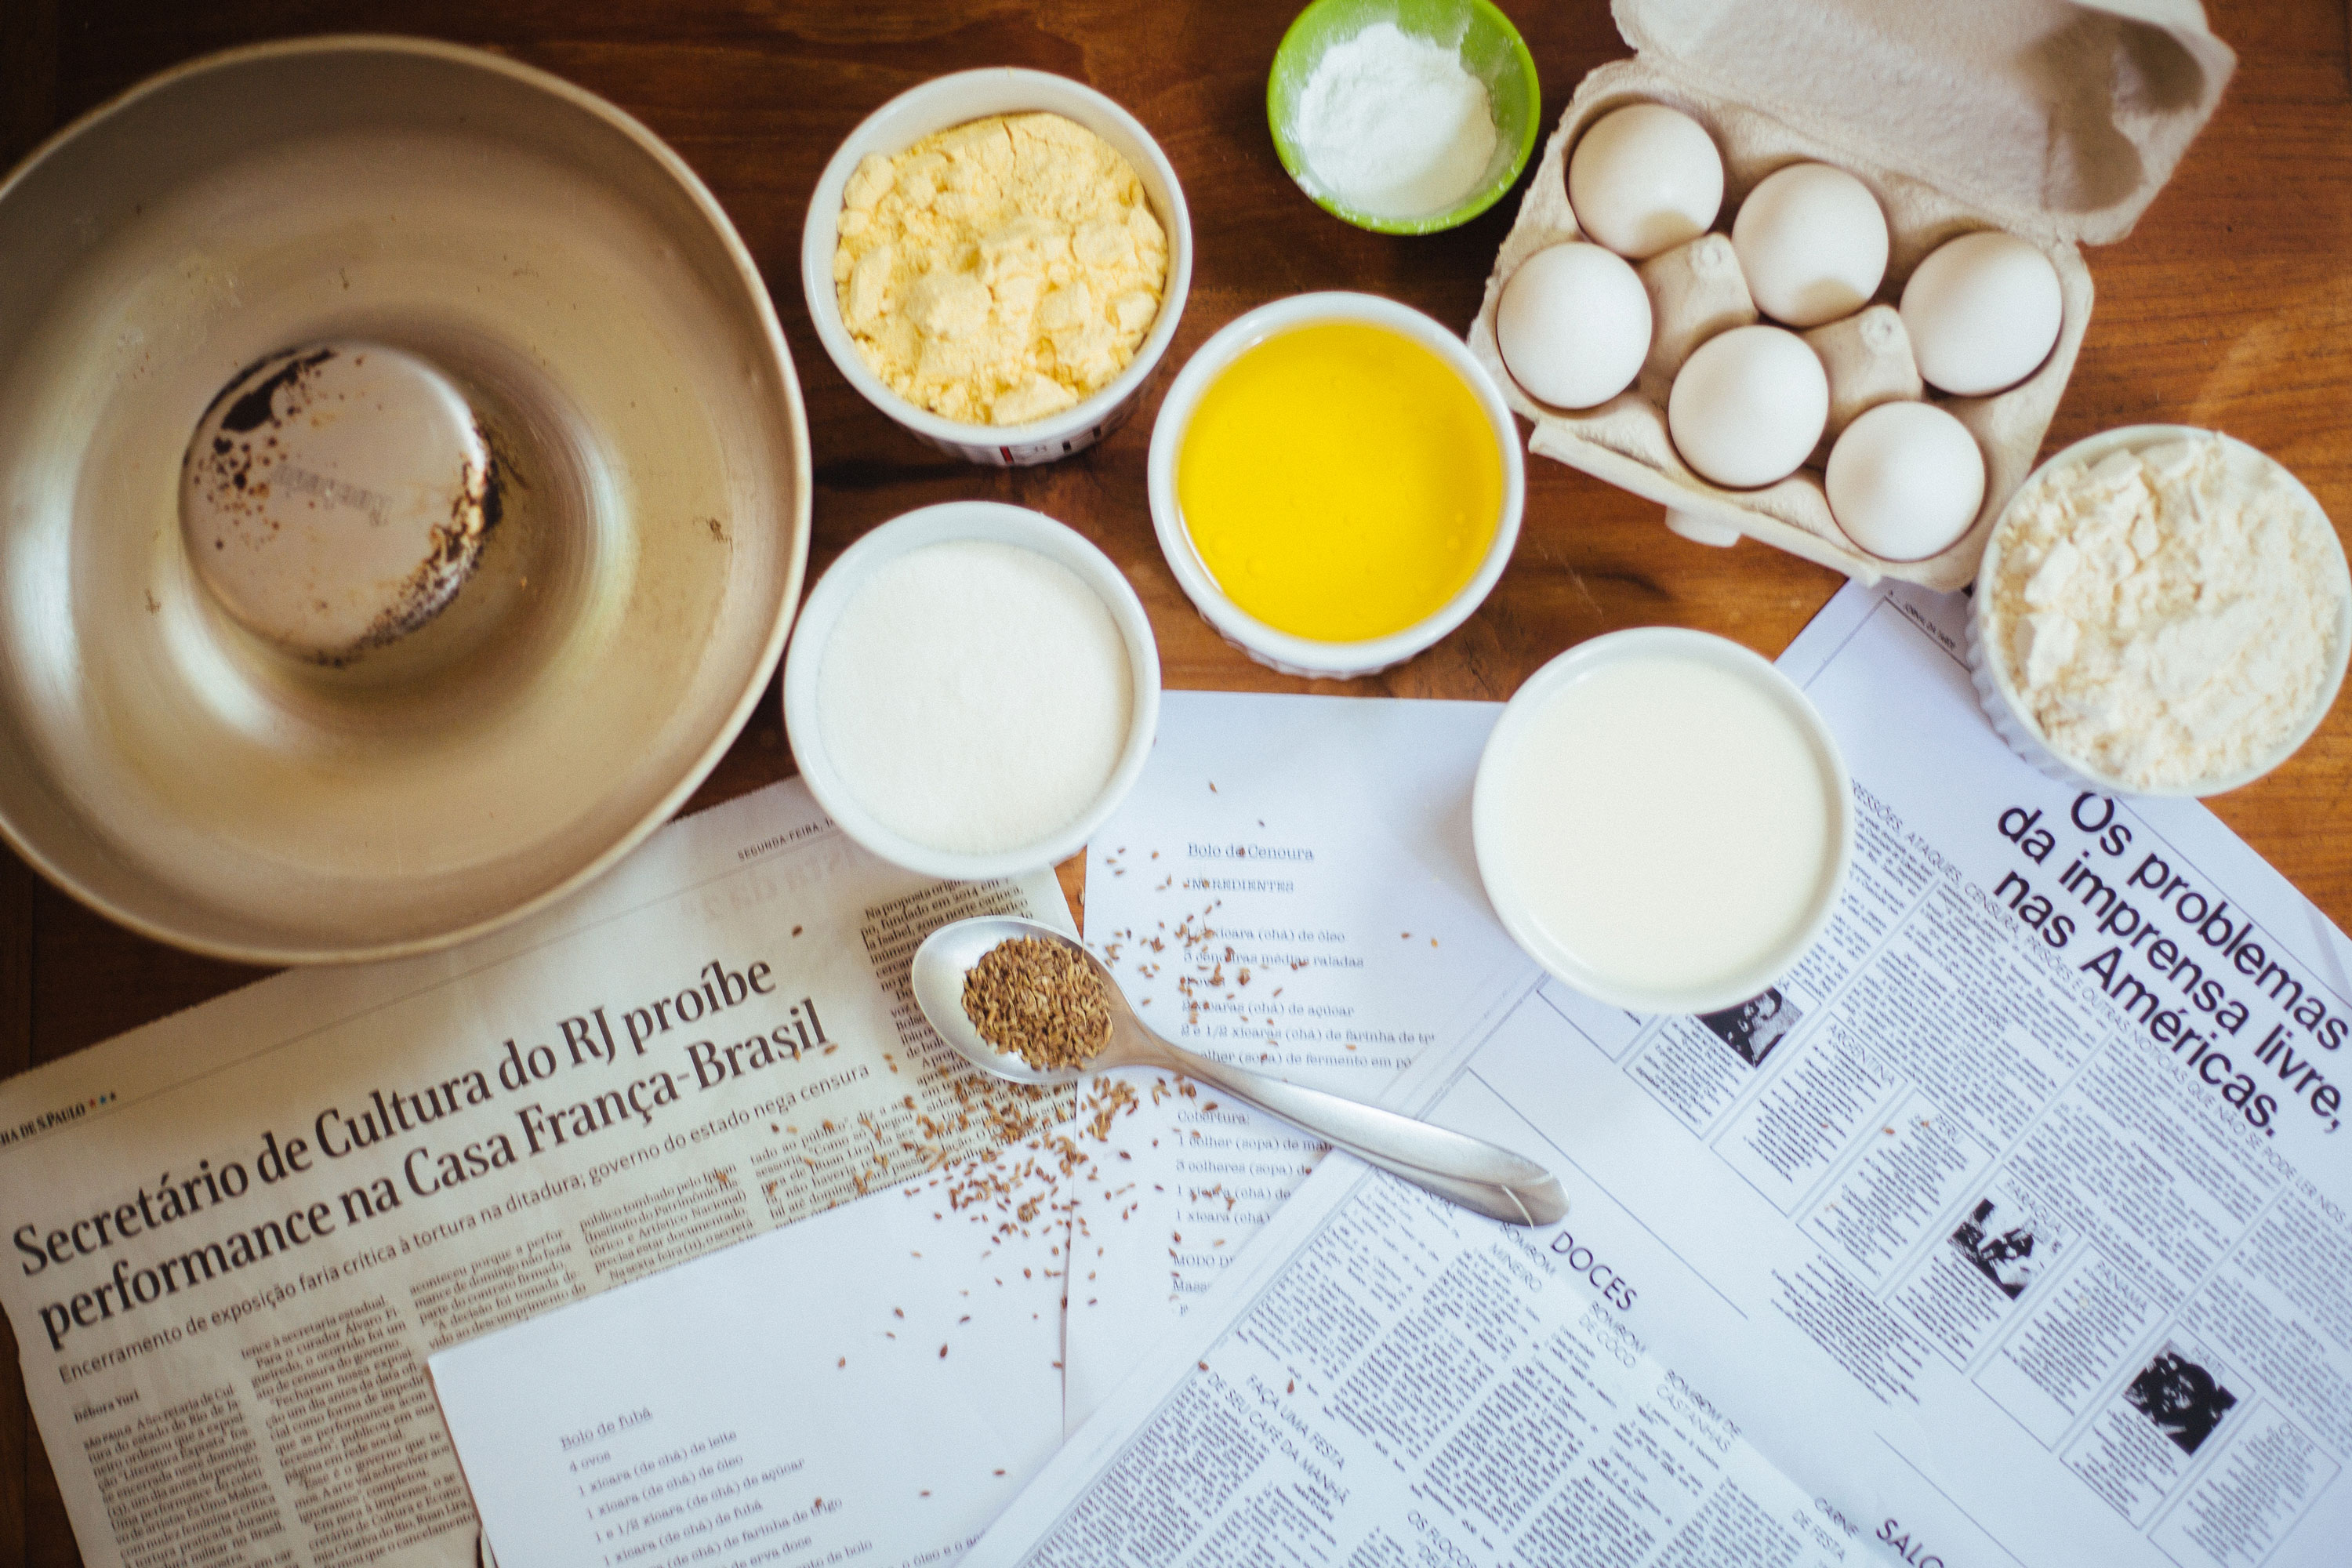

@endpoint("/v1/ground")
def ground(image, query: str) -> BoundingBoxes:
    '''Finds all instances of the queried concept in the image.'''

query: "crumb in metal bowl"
[181,342,501,665]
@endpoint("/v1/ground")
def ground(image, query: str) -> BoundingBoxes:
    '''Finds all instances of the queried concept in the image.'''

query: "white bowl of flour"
[1971,426,2352,797]
[782,502,1161,880]
[1268,0,1541,234]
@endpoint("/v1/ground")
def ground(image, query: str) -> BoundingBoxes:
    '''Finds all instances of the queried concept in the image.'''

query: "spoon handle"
[1144,1040,1569,1227]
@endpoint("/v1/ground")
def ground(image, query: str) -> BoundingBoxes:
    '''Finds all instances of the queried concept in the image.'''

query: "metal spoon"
[910,915,1568,1227]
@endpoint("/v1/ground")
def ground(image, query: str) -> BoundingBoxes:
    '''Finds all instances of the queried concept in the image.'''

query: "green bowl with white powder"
[1269,0,1541,234]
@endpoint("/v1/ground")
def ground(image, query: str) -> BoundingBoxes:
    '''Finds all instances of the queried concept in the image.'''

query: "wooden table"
[2,2,2347,1559]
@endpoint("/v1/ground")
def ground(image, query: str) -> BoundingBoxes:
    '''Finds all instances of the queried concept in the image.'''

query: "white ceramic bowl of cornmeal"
[801,69,1192,467]
[1473,628,1855,1014]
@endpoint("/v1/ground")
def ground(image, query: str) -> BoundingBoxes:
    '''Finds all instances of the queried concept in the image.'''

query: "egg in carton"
[1470,0,2234,590]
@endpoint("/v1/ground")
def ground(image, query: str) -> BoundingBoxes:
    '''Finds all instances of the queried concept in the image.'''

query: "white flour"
[1987,434,2347,789]
[1290,22,1497,220]
[818,541,1132,854]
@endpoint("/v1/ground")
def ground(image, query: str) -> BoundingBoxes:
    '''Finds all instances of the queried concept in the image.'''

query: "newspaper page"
[975,1153,1851,1568]
[967,579,2352,1568]
[1065,692,1527,1428]
[0,778,1074,1568]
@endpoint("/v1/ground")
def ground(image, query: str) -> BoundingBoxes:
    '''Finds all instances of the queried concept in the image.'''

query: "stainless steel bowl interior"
[0,38,810,962]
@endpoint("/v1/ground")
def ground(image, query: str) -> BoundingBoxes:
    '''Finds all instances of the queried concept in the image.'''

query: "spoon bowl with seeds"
[912,914,1568,1226]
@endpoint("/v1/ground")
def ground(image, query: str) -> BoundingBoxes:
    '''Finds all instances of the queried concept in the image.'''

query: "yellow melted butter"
[1176,322,1504,644]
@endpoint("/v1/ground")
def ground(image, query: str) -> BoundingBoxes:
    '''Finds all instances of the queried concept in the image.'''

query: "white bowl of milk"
[1472,628,1854,1015]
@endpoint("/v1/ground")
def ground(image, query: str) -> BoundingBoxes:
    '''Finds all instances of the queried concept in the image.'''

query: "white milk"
[1479,648,1841,1003]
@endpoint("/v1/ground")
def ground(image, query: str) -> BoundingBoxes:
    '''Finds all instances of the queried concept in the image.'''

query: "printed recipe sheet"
[1068,692,1526,1428]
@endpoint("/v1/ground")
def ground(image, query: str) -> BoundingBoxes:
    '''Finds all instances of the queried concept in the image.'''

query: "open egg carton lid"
[1470,0,2235,590]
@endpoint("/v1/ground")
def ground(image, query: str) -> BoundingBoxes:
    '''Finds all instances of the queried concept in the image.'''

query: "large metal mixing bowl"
[0,37,811,963]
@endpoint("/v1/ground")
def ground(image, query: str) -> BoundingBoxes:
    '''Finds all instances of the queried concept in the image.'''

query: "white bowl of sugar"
[782,502,1162,881]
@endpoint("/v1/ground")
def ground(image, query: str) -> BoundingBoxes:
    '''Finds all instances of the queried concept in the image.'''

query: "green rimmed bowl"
[1268,0,1540,234]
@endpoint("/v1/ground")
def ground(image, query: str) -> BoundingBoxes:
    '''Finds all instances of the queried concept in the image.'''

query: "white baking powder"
[1987,434,2347,790]
[818,540,1133,855]
[1290,21,1497,220]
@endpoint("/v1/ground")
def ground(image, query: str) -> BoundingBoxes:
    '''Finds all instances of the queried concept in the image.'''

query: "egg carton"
[1471,0,2234,591]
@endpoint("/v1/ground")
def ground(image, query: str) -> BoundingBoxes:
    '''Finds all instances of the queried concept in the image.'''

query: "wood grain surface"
[2,2,2347,1561]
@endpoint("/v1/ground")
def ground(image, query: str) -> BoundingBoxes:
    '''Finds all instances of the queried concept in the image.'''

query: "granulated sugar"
[1290,22,1496,220]
[818,540,1132,853]
[1986,434,2348,790]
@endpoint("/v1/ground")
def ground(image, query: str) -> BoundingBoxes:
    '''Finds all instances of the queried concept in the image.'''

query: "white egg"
[1495,242,1653,411]
[1900,230,2063,396]
[1666,325,1828,488]
[1825,401,1986,561]
[1730,163,1889,328]
[1566,103,1724,260]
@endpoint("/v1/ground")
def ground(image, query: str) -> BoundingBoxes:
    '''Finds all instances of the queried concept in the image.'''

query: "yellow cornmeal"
[833,113,1168,426]
[1178,323,1503,643]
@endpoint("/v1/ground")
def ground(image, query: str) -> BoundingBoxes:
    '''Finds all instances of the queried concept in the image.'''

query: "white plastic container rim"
[1472,626,1857,1016]
[1969,424,2352,799]
[800,67,1194,467]
[1147,291,1526,680]
[781,501,1163,883]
